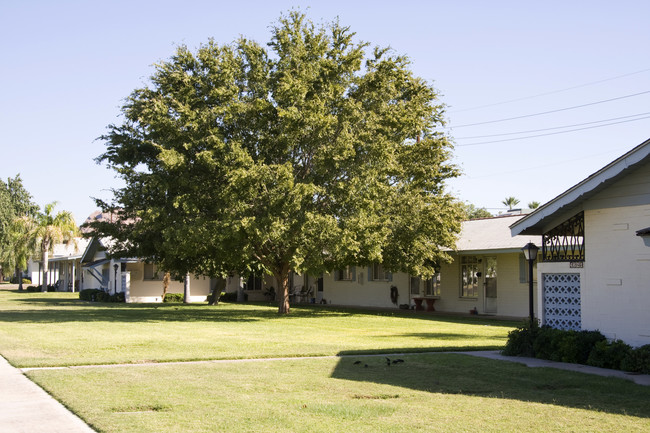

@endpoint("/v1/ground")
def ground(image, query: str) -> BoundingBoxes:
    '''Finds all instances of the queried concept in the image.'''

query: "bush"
[533,326,564,361]
[10,275,31,284]
[502,319,538,357]
[219,292,247,302]
[79,289,124,303]
[24,285,41,292]
[621,344,650,374]
[163,293,184,303]
[587,339,631,370]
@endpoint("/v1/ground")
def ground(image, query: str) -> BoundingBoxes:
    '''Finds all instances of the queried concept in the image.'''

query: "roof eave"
[511,138,650,236]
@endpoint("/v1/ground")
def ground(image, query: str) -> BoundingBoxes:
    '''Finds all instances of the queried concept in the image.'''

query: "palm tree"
[502,196,520,210]
[1,220,35,290]
[528,201,541,209]
[21,203,79,292]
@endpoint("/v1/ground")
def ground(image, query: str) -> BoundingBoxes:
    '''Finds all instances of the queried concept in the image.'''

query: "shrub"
[163,293,184,303]
[218,291,247,302]
[502,319,538,357]
[621,344,650,374]
[10,275,32,284]
[587,339,631,370]
[533,326,567,361]
[79,289,124,303]
[24,285,41,292]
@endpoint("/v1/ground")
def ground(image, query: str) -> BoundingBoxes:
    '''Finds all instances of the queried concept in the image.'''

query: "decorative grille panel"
[542,273,581,331]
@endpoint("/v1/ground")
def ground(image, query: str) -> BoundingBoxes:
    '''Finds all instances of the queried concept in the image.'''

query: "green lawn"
[0,290,515,368]
[27,355,650,433]
[2,290,649,432]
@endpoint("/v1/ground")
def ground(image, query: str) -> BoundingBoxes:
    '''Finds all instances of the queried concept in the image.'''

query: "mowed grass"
[27,354,650,433]
[0,290,515,368]
[3,290,649,432]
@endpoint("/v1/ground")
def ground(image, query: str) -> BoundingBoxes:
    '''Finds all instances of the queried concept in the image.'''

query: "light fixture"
[521,242,539,322]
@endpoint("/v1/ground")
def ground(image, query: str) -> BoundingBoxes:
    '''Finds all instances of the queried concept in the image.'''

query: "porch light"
[521,242,538,323]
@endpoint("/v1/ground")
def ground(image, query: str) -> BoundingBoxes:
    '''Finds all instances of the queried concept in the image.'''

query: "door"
[484,256,497,314]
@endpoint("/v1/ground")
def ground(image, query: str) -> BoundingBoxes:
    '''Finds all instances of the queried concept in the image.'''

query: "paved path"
[2,350,648,433]
[0,356,95,433]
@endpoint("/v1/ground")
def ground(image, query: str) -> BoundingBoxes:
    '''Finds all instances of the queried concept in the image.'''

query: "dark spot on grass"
[351,394,400,400]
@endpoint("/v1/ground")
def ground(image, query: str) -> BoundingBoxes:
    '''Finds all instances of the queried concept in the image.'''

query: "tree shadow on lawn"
[331,352,650,418]
[0,303,265,324]
[1,294,519,328]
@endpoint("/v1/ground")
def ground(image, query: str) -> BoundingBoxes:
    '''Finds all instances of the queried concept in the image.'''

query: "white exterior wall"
[125,262,211,303]
[322,267,408,309]
[581,205,650,347]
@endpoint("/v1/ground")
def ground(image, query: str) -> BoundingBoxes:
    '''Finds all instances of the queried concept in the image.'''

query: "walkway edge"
[458,350,650,386]
[0,356,95,433]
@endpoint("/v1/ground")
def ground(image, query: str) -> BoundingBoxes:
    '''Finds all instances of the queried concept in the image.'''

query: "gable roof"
[511,137,650,236]
[455,214,541,254]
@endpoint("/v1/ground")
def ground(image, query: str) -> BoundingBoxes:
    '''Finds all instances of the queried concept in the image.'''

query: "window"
[410,276,421,295]
[369,263,391,281]
[425,272,441,296]
[334,266,356,281]
[461,256,479,298]
[143,263,163,281]
[245,273,263,291]
[519,254,538,283]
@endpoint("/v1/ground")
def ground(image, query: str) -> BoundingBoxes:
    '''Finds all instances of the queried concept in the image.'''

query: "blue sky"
[1,0,649,223]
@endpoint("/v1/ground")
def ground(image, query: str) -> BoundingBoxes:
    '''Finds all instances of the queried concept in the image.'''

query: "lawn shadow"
[331,351,650,418]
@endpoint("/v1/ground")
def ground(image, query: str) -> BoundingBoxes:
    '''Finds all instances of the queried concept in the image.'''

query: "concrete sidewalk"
[0,356,95,433]
[461,351,650,386]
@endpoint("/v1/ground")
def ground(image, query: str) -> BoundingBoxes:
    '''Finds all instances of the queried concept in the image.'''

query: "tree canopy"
[92,12,463,313]
[0,175,38,281]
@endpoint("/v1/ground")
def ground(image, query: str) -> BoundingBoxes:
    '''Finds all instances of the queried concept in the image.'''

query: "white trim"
[511,138,650,236]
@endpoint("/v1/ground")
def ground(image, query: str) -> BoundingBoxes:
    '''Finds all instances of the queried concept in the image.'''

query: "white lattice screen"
[542,273,581,331]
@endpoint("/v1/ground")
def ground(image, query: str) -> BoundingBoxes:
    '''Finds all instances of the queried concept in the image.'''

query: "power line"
[450,90,650,128]
[455,112,650,139]
[450,68,650,113]
[455,115,650,146]
[460,146,632,179]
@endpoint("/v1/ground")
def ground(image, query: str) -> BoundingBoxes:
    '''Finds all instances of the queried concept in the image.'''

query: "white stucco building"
[511,138,650,347]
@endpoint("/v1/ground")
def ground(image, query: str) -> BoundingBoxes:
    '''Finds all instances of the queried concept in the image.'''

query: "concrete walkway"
[0,356,95,433]
[461,350,650,386]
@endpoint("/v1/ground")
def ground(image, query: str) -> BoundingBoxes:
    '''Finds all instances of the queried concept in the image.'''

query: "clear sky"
[1,0,649,224]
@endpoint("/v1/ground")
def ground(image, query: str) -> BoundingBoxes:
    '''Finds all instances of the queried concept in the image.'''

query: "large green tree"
[93,12,463,313]
[0,175,38,282]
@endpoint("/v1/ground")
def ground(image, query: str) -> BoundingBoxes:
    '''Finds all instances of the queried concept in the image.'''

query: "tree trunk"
[275,266,291,314]
[183,273,190,303]
[41,249,49,292]
[17,268,23,291]
[162,272,170,302]
[208,277,226,306]
[236,276,244,302]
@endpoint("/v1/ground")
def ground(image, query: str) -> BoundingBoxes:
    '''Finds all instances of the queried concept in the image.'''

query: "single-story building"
[322,212,542,317]
[27,238,90,292]
[80,237,212,303]
[511,138,650,347]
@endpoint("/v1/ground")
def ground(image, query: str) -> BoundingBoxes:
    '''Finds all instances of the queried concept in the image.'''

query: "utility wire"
[456,115,650,146]
[451,68,650,113]
[455,112,650,139]
[450,90,650,128]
